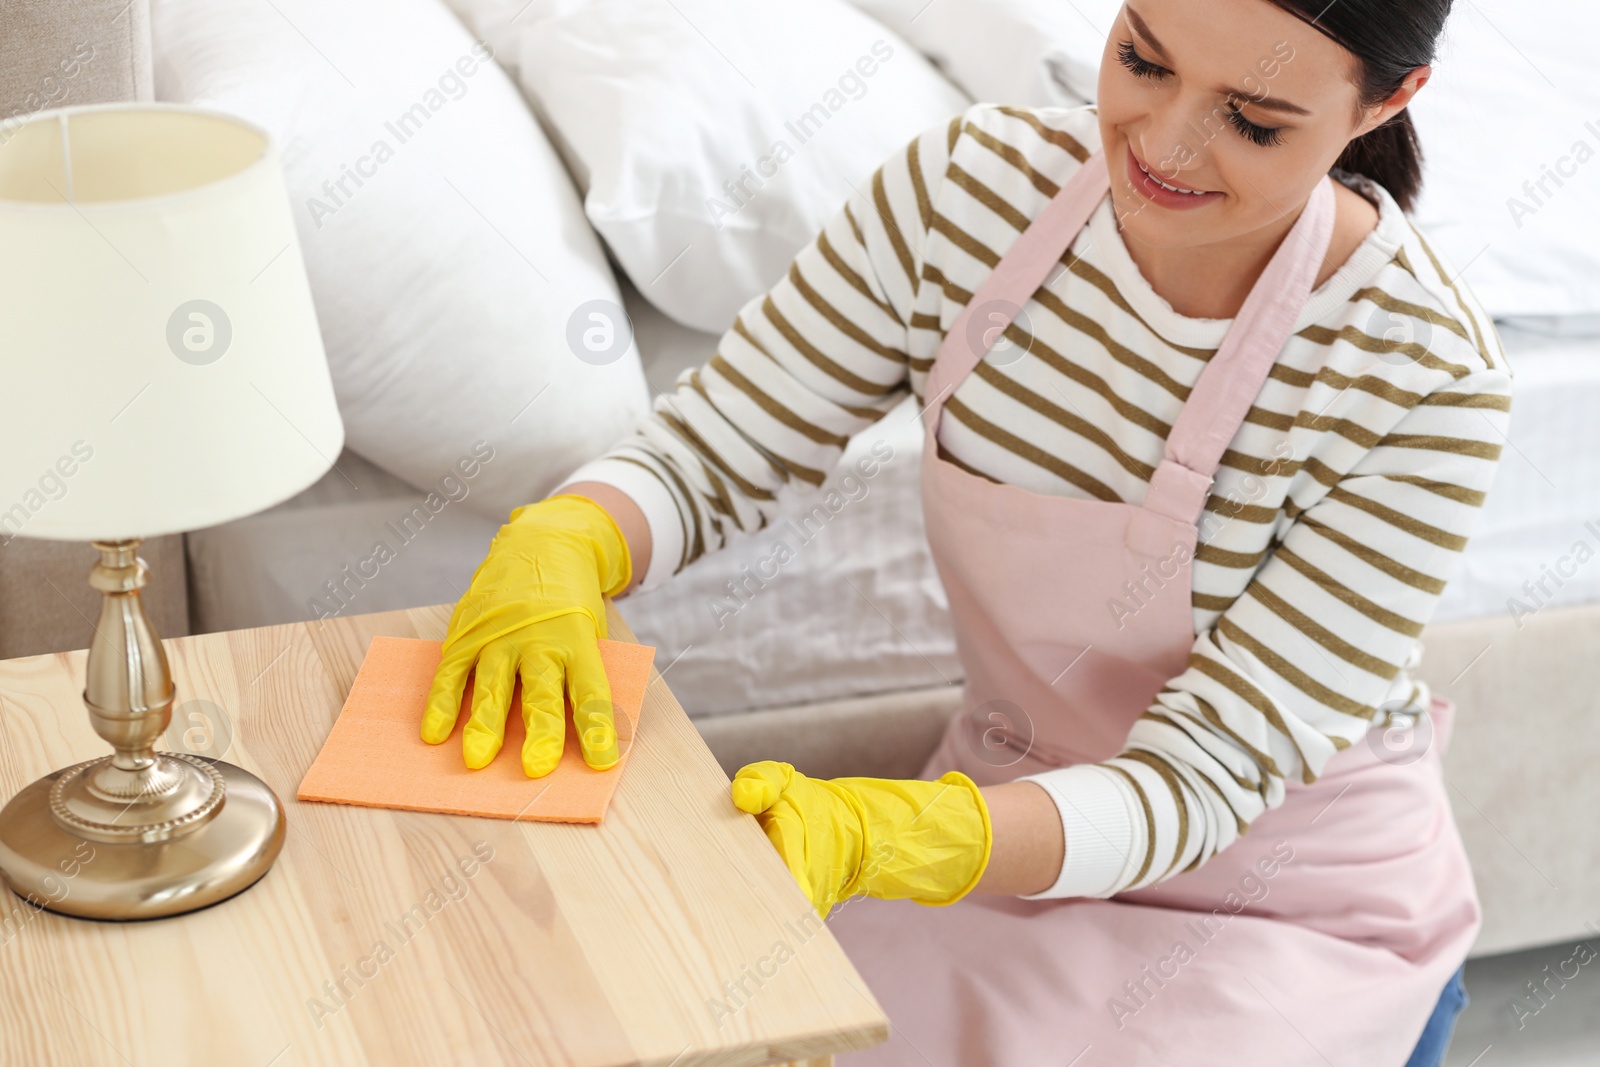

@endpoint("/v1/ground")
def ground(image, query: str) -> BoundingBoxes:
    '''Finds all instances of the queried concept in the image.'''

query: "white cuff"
[555,455,685,595]
[1015,764,1142,899]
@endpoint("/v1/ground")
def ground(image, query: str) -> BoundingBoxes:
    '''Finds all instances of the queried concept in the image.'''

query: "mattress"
[185,306,1600,718]
[1433,316,1600,623]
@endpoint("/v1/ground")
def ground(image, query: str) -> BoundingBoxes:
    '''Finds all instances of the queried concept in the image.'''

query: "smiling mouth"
[1131,150,1213,195]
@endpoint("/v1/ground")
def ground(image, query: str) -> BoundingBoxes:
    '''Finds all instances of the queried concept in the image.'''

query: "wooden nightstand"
[0,601,888,1066]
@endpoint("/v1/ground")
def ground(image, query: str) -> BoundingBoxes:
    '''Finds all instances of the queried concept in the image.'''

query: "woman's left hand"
[730,760,993,917]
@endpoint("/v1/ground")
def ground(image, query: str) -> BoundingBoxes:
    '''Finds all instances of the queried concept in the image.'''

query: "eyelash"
[1114,40,1286,148]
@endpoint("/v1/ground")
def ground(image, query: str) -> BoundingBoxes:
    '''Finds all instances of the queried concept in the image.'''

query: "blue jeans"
[1404,964,1469,1067]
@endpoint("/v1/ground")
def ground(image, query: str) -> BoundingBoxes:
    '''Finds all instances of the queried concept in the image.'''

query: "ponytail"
[1333,107,1425,213]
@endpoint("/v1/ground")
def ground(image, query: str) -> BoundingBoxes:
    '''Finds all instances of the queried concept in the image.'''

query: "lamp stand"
[0,540,286,920]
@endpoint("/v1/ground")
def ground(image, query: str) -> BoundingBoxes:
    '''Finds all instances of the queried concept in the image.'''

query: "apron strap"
[1143,174,1338,525]
[922,150,1110,434]
[921,146,1339,532]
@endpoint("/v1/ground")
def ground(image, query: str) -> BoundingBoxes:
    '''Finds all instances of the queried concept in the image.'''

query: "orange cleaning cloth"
[297,635,656,824]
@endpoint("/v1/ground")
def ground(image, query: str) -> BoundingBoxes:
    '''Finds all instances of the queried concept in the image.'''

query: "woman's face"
[1096,0,1425,250]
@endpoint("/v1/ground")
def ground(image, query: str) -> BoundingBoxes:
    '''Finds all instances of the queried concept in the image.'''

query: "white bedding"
[185,307,1599,716]
[1431,318,1600,624]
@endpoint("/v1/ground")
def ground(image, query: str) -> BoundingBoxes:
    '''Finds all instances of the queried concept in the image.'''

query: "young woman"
[423,0,1507,1061]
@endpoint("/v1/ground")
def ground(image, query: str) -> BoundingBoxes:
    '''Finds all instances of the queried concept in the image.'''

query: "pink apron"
[826,151,1481,1065]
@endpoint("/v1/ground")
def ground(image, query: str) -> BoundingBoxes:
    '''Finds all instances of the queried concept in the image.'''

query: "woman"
[423,0,1507,1062]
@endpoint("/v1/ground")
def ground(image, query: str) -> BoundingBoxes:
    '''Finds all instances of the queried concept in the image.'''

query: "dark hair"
[1265,0,1452,212]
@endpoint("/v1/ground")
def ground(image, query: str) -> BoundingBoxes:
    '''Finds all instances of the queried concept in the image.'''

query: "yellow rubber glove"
[421,494,632,777]
[731,761,992,917]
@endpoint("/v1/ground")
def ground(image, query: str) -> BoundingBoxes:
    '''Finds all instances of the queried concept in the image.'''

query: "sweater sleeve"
[1016,348,1514,899]
[557,113,964,593]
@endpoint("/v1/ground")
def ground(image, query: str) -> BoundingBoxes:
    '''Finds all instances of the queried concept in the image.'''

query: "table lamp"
[0,103,343,919]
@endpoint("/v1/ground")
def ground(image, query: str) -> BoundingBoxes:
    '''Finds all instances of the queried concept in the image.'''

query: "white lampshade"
[0,103,343,542]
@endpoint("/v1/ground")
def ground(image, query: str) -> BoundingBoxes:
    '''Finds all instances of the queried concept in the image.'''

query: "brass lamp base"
[0,539,287,920]
[0,756,285,920]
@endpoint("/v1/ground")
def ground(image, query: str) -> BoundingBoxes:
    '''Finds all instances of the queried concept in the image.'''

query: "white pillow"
[444,0,970,334]
[1405,0,1600,317]
[843,0,1120,109]
[152,0,651,522]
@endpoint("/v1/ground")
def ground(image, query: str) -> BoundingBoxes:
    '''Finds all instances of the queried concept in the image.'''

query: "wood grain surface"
[0,601,887,1066]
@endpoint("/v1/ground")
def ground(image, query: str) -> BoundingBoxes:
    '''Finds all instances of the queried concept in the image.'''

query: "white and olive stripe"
[564,102,1513,899]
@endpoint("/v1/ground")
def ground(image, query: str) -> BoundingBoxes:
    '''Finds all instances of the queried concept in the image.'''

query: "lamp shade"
[0,103,343,542]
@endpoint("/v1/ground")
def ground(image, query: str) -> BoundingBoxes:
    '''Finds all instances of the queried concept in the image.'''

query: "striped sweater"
[561,102,1514,899]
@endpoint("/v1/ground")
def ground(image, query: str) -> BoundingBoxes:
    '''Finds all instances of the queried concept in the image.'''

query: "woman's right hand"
[421,494,633,778]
